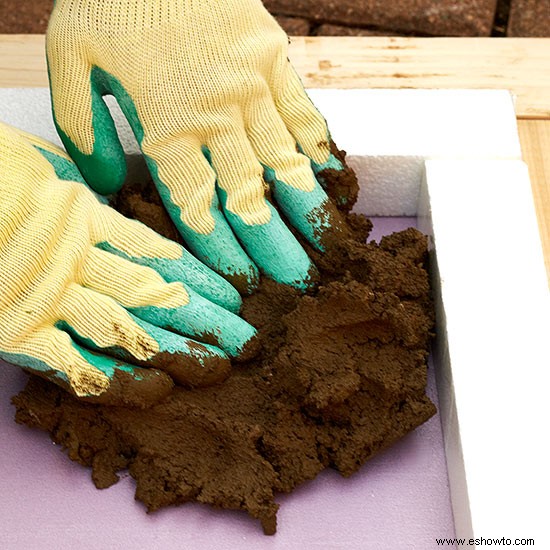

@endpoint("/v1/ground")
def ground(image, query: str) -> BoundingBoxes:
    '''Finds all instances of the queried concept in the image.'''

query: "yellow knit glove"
[0,122,257,406]
[47,0,348,293]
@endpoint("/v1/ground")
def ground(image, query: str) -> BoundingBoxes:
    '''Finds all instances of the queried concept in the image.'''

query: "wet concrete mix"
[12,145,436,534]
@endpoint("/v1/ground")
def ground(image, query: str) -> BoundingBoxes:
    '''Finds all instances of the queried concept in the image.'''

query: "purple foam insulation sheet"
[0,218,456,550]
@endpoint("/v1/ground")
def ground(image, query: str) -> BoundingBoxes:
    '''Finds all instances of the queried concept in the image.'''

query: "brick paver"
[316,24,398,36]
[263,0,499,36]
[274,15,312,35]
[1,1,549,39]
[508,0,550,37]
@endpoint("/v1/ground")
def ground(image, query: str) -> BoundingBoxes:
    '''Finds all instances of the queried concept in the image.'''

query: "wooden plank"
[0,35,47,87]
[0,34,548,282]
[290,37,550,120]
[1,36,550,118]
[518,119,550,284]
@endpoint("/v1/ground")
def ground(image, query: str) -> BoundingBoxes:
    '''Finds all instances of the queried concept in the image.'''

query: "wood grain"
[1,34,548,282]
[0,35,47,87]
[291,37,550,120]
[2,35,550,118]
[518,119,550,282]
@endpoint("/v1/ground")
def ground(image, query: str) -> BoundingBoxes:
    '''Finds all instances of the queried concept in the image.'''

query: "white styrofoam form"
[308,89,522,216]
[1,88,547,545]
[0,88,521,216]
[418,160,550,547]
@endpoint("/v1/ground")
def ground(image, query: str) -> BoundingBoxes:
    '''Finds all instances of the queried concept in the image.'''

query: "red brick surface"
[0,1,549,38]
[274,15,312,35]
[264,0,499,36]
[508,0,550,37]
[0,0,53,34]
[316,24,399,36]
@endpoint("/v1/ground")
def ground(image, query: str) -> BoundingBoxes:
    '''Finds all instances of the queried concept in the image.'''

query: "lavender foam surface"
[0,218,455,549]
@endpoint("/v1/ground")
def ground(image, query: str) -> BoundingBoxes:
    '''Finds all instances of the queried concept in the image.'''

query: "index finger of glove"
[141,135,260,294]
[130,285,259,361]
[271,60,332,166]
[245,96,350,253]
[206,126,318,290]
[92,204,243,314]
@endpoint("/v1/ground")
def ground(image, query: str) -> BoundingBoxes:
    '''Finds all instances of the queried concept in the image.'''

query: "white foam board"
[418,159,550,547]
[309,89,522,216]
[0,88,521,216]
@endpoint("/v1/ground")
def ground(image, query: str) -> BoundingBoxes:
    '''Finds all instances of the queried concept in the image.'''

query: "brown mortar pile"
[12,145,436,535]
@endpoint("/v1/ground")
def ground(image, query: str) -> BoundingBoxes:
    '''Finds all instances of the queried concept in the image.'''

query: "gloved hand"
[0,122,257,406]
[47,0,350,293]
